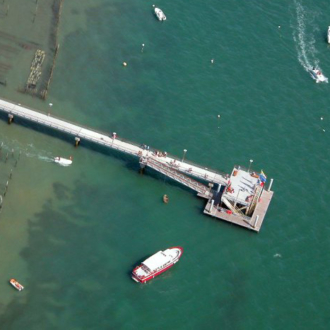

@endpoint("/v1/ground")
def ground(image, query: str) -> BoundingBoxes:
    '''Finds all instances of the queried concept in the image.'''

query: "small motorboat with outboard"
[10,278,24,291]
[54,156,72,166]
[153,5,166,21]
[309,67,328,83]
[327,26,330,44]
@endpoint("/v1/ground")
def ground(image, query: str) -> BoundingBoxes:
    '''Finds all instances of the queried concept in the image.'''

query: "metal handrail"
[0,101,228,183]
[145,158,209,195]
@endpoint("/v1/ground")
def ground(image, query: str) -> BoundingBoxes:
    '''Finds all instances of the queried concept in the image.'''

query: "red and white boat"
[9,278,24,291]
[132,246,183,283]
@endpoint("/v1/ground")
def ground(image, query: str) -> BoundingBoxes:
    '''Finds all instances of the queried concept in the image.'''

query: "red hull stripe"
[132,247,183,283]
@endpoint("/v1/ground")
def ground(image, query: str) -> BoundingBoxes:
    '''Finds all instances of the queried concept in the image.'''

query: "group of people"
[169,159,180,168]
[154,150,167,157]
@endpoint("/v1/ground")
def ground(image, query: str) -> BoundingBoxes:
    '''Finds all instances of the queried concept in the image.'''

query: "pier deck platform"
[203,189,274,232]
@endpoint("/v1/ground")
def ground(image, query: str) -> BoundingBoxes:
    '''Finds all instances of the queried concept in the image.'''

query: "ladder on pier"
[141,157,211,197]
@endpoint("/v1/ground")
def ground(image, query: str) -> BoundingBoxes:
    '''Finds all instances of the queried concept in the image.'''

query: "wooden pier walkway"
[0,97,227,188]
[0,97,274,232]
[140,157,211,198]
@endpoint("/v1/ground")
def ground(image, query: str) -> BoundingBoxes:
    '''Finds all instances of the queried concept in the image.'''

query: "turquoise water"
[0,0,330,329]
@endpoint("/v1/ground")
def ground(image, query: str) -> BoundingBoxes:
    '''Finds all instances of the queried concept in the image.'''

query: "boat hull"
[132,262,175,283]
[154,8,166,21]
[132,246,183,283]
[54,157,72,166]
[10,279,24,291]
[309,69,328,83]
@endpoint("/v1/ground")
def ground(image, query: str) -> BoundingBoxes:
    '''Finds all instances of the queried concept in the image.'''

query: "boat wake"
[0,139,57,163]
[292,0,327,81]
[37,155,54,163]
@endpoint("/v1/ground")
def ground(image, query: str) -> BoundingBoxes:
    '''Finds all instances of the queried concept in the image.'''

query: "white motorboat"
[153,5,166,21]
[54,156,72,166]
[132,247,183,283]
[309,67,328,83]
[328,26,330,44]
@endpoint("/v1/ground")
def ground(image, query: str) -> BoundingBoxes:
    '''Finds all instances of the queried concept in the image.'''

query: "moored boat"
[132,246,183,283]
[10,278,24,291]
[54,156,72,166]
[327,26,330,44]
[309,67,328,83]
[153,5,166,21]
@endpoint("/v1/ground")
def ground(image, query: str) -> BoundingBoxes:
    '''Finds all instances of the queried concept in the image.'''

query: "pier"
[0,97,274,232]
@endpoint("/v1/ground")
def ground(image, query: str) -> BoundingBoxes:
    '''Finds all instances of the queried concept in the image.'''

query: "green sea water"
[0,0,329,329]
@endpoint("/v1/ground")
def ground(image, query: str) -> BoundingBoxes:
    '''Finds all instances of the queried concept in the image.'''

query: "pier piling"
[268,179,273,191]
[254,215,259,228]
[8,114,13,124]
[3,181,8,196]
[0,97,274,232]
[74,137,80,147]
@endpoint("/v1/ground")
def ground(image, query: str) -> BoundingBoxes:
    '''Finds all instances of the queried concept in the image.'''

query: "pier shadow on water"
[0,112,208,199]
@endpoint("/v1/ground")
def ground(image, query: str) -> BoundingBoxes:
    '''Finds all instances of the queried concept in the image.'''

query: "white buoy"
[49,103,53,107]
[278,25,281,29]
[321,117,323,120]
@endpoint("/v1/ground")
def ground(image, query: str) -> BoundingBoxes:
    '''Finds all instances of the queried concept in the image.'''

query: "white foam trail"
[292,0,327,81]
[0,138,54,163]
[38,155,54,163]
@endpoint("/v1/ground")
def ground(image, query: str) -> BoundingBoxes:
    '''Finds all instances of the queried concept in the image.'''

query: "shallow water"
[0,0,329,329]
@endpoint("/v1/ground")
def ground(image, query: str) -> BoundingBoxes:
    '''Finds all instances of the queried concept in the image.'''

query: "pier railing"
[0,98,228,185]
[141,157,211,197]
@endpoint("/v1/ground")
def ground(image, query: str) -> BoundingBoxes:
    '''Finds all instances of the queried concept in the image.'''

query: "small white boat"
[10,278,24,291]
[153,5,166,21]
[54,156,72,166]
[328,26,330,44]
[309,67,328,83]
